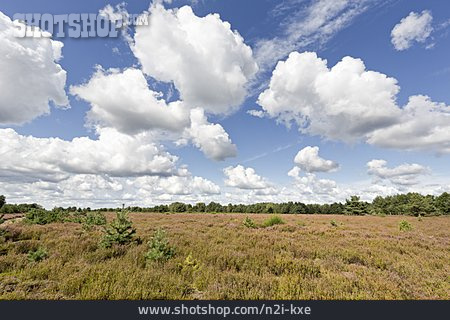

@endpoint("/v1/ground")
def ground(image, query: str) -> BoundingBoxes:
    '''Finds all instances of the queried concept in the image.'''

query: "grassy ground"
[0,213,448,299]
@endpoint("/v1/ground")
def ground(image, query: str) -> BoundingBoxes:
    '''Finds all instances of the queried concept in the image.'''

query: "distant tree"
[370,195,388,215]
[405,193,436,216]
[206,201,223,213]
[330,202,345,214]
[435,192,450,215]
[344,196,369,215]
[169,202,187,213]
[0,195,5,209]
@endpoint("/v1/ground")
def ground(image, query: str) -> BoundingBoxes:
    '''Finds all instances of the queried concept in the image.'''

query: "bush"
[243,217,257,229]
[0,214,4,225]
[145,228,176,262]
[0,195,5,209]
[330,220,338,227]
[399,220,413,232]
[263,215,284,227]
[100,211,136,248]
[25,208,68,225]
[27,247,48,262]
[82,212,107,231]
[178,253,200,274]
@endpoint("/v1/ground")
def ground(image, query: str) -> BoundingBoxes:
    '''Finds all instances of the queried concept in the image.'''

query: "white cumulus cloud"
[257,51,450,154]
[224,165,270,189]
[0,12,68,125]
[367,95,450,154]
[257,51,401,142]
[70,68,190,134]
[367,159,429,186]
[293,146,339,173]
[391,10,433,51]
[0,127,180,182]
[185,108,237,161]
[132,4,258,115]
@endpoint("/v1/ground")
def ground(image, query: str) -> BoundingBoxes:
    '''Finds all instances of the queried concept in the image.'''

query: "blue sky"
[0,0,449,208]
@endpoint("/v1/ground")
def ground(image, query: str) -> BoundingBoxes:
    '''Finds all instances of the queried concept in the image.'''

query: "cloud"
[246,109,266,118]
[367,159,429,186]
[391,10,433,51]
[0,127,180,182]
[132,4,258,115]
[255,0,372,71]
[0,12,68,125]
[223,165,270,189]
[257,51,450,154]
[131,174,220,196]
[99,3,129,25]
[287,167,338,196]
[293,146,339,173]
[0,124,222,207]
[70,68,190,135]
[71,67,237,161]
[367,95,450,154]
[0,172,221,209]
[185,108,237,161]
[257,51,401,142]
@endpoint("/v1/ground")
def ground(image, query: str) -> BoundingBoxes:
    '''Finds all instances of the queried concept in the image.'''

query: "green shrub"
[243,217,257,229]
[178,253,200,274]
[0,214,4,225]
[263,215,285,227]
[25,208,68,225]
[330,220,338,227]
[82,212,107,231]
[145,228,176,262]
[27,247,48,262]
[399,220,413,232]
[100,211,136,248]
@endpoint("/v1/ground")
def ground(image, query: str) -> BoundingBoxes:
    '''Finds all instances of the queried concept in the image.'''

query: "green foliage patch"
[145,229,176,262]
[27,247,48,263]
[100,211,136,248]
[242,217,257,229]
[263,215,285,227]
[399,220,413,232]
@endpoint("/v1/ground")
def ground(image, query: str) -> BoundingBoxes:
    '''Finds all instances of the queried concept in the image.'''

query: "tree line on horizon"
[1,192,449,216]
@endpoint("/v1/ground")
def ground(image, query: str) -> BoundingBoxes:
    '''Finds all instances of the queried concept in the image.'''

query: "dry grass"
[0,213,449,300]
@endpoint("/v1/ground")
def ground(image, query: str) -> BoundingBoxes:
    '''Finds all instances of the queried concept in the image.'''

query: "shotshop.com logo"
[12,13,149,38]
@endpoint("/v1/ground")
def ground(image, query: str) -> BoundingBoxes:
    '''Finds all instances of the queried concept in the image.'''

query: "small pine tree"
[243,217,257,228]
[100,211,136,248]
[82,212,107,231]
[145,228,175,262]
[399,220,413,232]
[27,247,48,262]
[344,196,369,215]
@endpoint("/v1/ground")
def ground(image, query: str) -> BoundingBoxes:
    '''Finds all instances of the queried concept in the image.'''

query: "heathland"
[0,211,448,300]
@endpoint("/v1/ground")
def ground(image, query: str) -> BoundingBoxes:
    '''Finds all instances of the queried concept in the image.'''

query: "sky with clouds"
[0,0,449,208]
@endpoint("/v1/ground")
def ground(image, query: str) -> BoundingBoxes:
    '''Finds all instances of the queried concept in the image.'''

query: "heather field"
[0,213,448,300]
